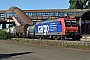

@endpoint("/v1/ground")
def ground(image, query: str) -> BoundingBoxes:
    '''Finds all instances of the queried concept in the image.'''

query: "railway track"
[12,38,79,41]
[10,38,90,50]
[11,38,90,45]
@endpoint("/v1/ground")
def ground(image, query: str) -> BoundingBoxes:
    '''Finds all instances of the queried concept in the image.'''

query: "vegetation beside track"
[7,38,90,50]
[0,30,10,40]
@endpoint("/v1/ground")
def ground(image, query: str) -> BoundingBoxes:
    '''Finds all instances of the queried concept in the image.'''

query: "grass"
[15,38,20,42]
[64,43,90,49]
[65,44,79,48]
[24,39,30,42]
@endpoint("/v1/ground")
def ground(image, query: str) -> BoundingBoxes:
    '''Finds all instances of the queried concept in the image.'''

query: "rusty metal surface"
[0,10,6,13]
[9,6,18,10]
[0,9,89,15]
[0,18,7,23]
[22,9,88,12]
[70,10,90,20]
[30,16,59,20]
[70,12,85,18]
[7,6,32,25]
[15,26,19,33]
[14,8,32,25]
[0,18,4,20]
[6,9,90,12]
[15,24,30,33]
[0,16,58,24]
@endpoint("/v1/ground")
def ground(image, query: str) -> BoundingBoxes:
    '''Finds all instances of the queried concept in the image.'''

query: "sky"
[0,0,69,10]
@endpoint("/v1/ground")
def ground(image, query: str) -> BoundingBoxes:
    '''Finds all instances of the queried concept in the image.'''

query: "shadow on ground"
[0,52,33,59]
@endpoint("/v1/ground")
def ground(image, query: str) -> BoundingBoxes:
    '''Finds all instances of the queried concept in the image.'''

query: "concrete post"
[79,18,82,34]
[84,20,86,34]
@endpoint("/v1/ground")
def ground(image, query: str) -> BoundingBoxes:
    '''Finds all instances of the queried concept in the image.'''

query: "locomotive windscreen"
[65,20,78,27]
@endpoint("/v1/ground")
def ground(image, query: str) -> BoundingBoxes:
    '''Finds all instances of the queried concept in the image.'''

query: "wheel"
[54,37,59,40]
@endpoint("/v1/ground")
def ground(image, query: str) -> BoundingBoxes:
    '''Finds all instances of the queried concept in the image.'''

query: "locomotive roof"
[38,19,58,24]
[36,18,76,25]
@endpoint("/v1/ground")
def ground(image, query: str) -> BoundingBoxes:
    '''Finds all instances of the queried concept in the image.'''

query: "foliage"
[15,38,20,42]
[26,39,30,42]
[8,24,14,28]
[0,30,9,40]
[69,0,89,9]
[88,0,90,8]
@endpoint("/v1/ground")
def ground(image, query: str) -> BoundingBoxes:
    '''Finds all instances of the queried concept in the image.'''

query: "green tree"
[8,24,14,28]
[0,30,9,40]
[69,0,77,9]
[69,0,88,9]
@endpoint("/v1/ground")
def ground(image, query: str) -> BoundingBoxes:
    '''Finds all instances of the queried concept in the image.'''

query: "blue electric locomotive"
[35,19,62,39]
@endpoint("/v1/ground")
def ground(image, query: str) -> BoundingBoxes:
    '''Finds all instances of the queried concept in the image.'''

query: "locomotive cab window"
[71,21,78,27]
[65,21,71,27]
[65,20,78,27]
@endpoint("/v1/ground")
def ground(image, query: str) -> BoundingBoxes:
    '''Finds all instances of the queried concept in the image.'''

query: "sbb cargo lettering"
[38,25,49,33]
